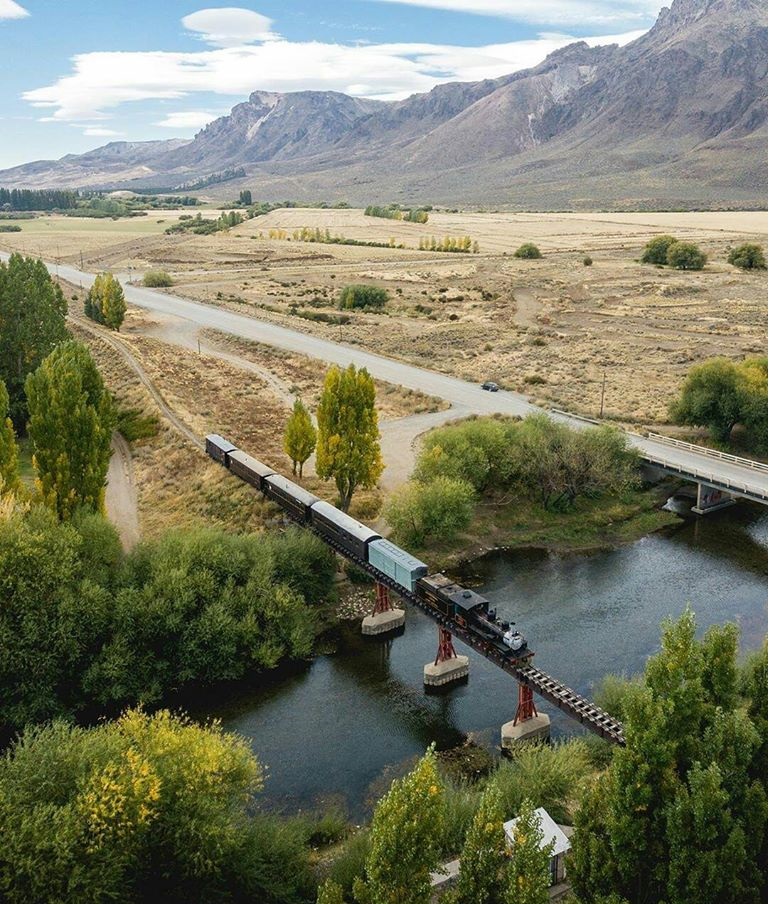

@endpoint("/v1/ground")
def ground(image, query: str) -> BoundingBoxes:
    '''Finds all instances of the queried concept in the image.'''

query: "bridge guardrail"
[646,432,769,472]
[643,453,769,500]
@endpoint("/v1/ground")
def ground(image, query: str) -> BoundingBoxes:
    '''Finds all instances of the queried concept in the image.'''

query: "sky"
[0,0,666,169]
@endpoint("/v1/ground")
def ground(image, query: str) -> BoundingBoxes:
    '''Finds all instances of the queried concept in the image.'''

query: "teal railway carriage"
[368,538,428,593]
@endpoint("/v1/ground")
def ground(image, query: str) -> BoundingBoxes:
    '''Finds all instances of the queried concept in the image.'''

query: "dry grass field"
[9,208,767,430]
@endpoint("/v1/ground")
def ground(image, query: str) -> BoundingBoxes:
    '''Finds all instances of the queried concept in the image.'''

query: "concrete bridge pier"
[691,482,736,515]
[424,626,469,688]
[362,582,405,636]
[501,682,550,750]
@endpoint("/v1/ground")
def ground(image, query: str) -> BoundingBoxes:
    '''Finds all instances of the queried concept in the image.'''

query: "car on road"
[481,381,499,392]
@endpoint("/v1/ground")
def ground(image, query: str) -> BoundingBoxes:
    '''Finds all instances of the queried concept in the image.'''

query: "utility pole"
[599,369,607,419]
[80,249,84,270]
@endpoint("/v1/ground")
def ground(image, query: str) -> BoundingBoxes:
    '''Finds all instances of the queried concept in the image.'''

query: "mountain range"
[2,0,766,208]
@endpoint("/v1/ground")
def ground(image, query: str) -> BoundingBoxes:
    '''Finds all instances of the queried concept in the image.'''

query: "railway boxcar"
[228,450,275,491]
[264,474,320,524]
[310,501,380,560]
[206,433,238,465]
[368,539,428,593]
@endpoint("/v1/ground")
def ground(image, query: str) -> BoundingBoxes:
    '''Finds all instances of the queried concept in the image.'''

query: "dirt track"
[105,433,139,550]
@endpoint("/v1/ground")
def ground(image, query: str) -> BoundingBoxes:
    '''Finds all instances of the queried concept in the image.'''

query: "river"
[211,503,767,819]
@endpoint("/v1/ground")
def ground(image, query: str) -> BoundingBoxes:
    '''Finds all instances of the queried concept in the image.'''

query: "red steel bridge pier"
[501,681,551,748]
[423,626,469,688]
[361,582,406,636]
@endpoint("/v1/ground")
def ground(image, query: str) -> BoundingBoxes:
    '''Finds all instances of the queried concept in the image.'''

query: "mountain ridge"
[1,0,766,208]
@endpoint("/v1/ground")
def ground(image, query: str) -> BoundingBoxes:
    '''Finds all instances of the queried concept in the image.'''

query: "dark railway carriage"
[205,433,237,465]
[417,573,458,617]
[310,501,380,561]
[228,450,275,491]
[263,474,320,524]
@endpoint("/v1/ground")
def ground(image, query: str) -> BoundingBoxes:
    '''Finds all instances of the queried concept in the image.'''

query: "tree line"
[364,205,430,223]
[418,235,479,253]
[0,187,78,211]
[165,210,245,235]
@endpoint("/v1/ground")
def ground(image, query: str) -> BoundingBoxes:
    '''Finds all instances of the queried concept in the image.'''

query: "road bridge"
[8,253,766,505]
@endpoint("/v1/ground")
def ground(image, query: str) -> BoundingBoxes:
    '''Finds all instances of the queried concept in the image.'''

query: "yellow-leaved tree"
[353,746,445,904]
[85,271,126,331]
[283,397,317,477]
[316,364,382,512]
[0,709,266,903]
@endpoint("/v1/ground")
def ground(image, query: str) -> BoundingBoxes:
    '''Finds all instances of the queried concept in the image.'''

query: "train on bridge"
[206,434,532,664]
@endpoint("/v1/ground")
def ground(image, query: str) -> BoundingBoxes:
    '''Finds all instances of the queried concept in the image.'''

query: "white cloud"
[82,127,121,137]
[155,110,222,129]
[0,0,29,19]
[371,0,664,28]
[181,7,277,47]
[21,6,650,126]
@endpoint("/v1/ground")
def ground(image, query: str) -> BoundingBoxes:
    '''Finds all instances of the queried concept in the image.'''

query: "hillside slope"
[1,0,765,207]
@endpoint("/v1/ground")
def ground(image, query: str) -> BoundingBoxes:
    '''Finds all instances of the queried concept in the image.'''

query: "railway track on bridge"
[314,532,626,746]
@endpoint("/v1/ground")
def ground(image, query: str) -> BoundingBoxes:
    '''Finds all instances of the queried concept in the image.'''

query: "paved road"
[9,254,766,504]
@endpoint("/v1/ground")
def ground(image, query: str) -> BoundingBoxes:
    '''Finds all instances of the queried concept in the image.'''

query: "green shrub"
[265,526,337,604]
[728,243,767,270]
[592,672,641,720]
[583,255,593,266]
[337,284,389,310]
[414,417,517,493]
[667,241,706,270]
[327,829,371,894]
[641,234,678,264]
[492,739,592,824]
[0,224,21,232]
[384,476,475,547]
[440,784,481,857]
[143,269,173,287]
[513,243,542,259]
[116,406,160,441]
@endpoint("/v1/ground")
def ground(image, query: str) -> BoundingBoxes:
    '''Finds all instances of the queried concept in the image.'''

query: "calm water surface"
[211,504,767,819]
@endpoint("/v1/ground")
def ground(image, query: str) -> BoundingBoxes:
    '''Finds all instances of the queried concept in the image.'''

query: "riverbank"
[418,482,681,572]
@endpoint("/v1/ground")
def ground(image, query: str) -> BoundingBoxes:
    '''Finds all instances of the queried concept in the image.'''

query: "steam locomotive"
[206,434,531,662]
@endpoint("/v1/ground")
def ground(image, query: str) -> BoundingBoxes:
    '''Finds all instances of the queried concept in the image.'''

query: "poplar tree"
[283,398,316,477]
[353,746,444,904]
[504,799,554,904]
[0,379,19,493]
[571,611,767,904]
[85,272,126,331]
[452,783,507,904]
[0,252,67,427]
[316,364,383,512]
[25,340,115,519]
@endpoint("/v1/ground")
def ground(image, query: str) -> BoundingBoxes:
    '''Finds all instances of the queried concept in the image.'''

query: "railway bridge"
[211,439,626,748]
